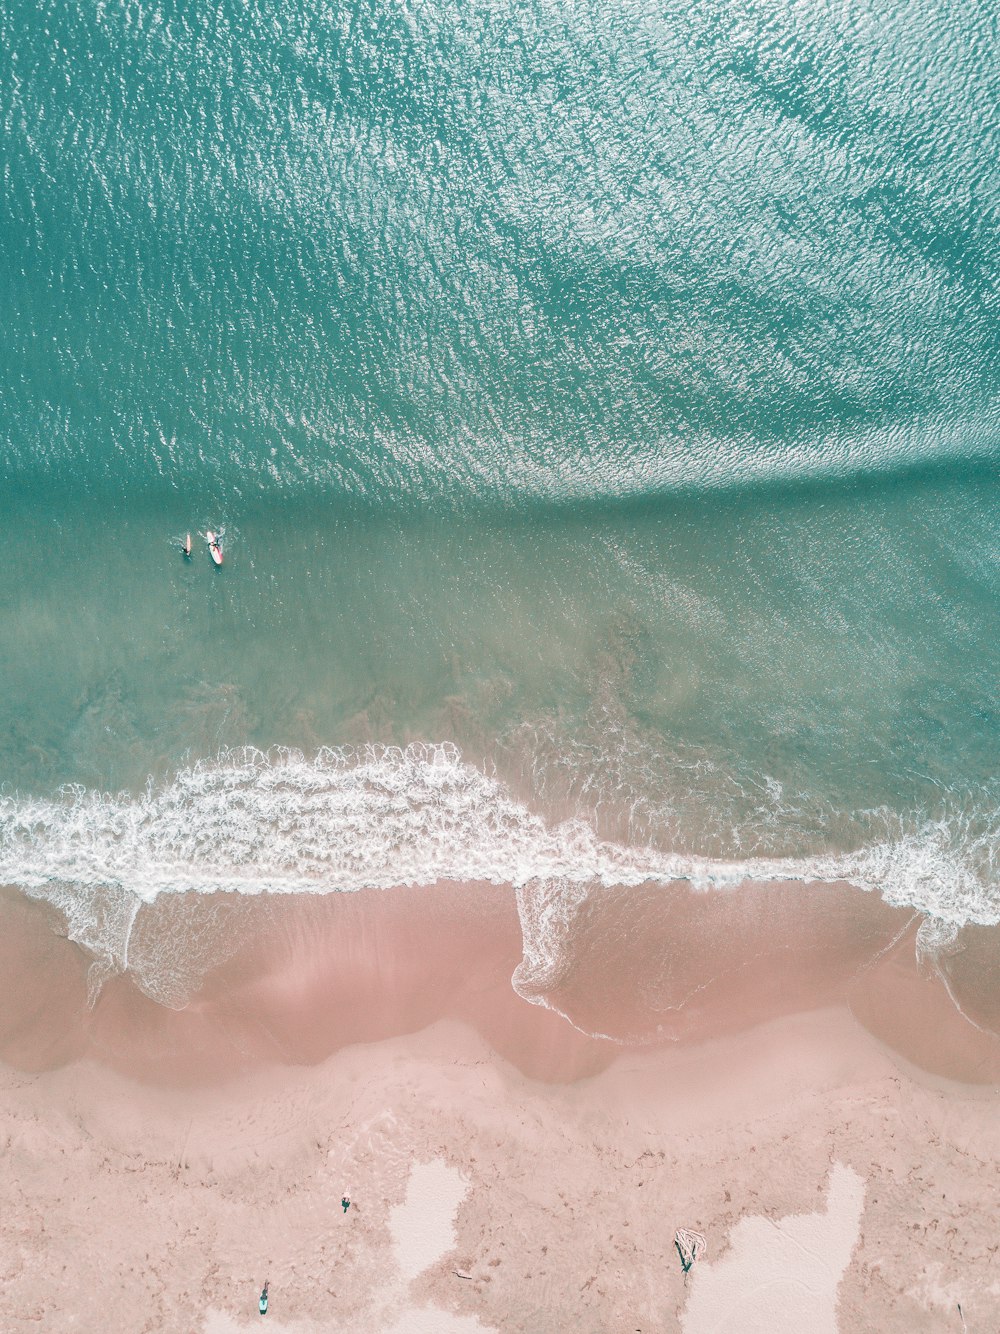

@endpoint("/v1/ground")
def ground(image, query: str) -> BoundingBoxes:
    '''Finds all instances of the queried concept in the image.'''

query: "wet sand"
[3,878,1000,1086]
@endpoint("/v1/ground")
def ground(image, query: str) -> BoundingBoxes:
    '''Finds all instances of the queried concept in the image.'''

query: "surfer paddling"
[205,530,224,566]
[181,533,192,557]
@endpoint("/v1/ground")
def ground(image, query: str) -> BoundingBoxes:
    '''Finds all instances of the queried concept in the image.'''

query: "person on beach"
[259,1281,269,1315]
[342,1193,351,1213]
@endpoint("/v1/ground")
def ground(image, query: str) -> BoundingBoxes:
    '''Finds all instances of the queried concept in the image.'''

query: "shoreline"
[3,876,1000,1088]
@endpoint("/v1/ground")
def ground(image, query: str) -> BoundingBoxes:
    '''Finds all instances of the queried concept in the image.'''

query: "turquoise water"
[5,0,999,500]
[1,0,998,970]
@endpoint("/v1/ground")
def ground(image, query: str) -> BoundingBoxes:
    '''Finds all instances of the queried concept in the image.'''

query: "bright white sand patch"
[390,1157,468,1284]
[385,1158,495,1334]
[682,1161,865,1334]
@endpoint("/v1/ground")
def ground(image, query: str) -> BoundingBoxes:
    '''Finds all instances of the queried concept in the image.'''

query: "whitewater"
[3,746,997,994]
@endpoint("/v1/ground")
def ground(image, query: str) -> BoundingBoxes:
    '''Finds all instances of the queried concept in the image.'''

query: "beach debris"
[958,1303,967,1331]
[453,1270,473,1280]
[674,1228,707,1273]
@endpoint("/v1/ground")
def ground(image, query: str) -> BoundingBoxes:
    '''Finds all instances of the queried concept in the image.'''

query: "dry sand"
[2,880,1000,1331]
[3,1007,999,1332]
[681,1161,866,1333]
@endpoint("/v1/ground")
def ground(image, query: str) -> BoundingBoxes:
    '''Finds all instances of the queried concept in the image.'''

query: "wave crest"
[2,745,997,1005]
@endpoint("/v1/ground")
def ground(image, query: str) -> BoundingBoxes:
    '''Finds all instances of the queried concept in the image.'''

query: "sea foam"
[1,745,996,1002]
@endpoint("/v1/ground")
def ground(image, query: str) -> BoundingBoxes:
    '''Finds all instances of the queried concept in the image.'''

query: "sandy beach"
[4,0,999,1324]
[2,880,999,1332]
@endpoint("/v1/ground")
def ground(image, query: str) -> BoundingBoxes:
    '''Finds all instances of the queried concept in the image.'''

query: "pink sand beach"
[2,877,999,1332]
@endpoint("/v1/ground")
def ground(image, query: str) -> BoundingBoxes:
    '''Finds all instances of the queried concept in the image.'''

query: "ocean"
[1,0,998,1026]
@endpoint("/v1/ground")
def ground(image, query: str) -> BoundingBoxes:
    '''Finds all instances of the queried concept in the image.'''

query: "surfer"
[205,530,224,566]
[181,533,192,557]
[259,1281,269,1315]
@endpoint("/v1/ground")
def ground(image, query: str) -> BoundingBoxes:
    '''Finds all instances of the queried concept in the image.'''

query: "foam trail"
[1,747,997,1007]
[0,744,687,899]
[1,746,996,916]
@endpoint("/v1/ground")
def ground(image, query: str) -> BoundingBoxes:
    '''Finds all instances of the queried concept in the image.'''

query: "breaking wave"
[2,744,997,923]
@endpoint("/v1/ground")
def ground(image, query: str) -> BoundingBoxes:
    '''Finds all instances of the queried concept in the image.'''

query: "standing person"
[341,1193,351,1213]
[259,1280,269,1315]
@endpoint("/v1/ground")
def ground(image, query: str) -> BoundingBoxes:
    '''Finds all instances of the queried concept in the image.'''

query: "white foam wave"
[0,743,685,899]
[1,745,997,1005]
[1,745,997,918]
